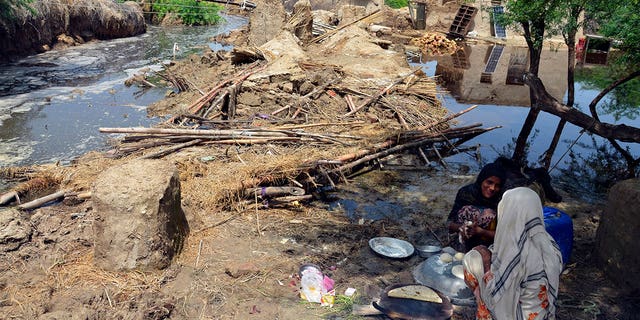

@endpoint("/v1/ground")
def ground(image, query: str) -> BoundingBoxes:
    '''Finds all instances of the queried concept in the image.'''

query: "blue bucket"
[543,206,573,264]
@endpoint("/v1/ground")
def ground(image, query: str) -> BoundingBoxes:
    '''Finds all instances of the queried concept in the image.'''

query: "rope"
[549,118,598,173]
[558,298,601,319]
[548,129,585,173]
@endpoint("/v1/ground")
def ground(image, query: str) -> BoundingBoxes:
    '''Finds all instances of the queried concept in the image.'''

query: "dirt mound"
[0,0,145,61]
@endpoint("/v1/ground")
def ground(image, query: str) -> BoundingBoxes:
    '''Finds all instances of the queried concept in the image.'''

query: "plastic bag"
[299,264,335,305]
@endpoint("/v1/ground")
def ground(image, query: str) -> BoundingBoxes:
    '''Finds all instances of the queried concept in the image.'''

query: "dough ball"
[440,252,453,263]
[454,252,465,261]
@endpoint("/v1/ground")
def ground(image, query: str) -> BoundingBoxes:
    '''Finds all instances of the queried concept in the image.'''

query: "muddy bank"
[0,0,145,62]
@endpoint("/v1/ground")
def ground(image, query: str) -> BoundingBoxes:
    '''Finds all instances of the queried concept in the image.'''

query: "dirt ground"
[0,1,638,320]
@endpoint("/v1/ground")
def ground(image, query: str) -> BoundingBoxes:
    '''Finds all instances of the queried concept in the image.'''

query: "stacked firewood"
[410,32,459,56]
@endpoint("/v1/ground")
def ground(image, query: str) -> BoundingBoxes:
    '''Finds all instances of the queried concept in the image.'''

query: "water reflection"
[410,43,640,201]
[415,43,568,106]
[0,14,247,167]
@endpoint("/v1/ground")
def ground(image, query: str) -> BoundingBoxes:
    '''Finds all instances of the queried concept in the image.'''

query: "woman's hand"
[460,221,482,239]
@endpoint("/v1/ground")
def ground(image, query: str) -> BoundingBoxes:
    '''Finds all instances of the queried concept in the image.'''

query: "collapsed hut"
[1,4,494,213]
[0,6,494,211]
[90,8,493,212]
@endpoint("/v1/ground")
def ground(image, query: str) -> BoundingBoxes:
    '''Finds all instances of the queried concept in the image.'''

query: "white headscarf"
[464,187,563,320]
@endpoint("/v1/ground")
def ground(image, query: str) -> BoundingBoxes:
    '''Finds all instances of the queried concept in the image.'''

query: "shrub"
[153,0,223,26]
[0,0,34,21]
[385,0,408,9]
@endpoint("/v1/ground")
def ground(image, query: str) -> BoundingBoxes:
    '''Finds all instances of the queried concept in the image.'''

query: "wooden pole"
[341,69,420,117]
[18,190,69,211]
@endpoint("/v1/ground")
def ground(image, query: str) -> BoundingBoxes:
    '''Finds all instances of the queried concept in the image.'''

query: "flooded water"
[0,14,247,167]
[410,46,640,173]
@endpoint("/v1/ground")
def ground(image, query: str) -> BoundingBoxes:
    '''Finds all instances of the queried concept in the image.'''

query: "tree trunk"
[542,27,578,169]
[512,20,545,164]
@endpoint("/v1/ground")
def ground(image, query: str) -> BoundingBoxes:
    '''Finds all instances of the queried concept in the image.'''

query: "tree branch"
[523,72,640,143]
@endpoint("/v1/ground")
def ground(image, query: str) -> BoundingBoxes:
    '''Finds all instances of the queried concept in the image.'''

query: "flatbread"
[387,285,443,304]
[451,265,464,279]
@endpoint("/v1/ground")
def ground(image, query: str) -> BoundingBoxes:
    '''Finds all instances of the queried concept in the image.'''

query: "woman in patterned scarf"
[447,162,506,251]
[462,187,563,320]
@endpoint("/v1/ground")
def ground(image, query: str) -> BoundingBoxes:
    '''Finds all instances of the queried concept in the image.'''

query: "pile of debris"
[1,2,496,213]
[93,4,495,211]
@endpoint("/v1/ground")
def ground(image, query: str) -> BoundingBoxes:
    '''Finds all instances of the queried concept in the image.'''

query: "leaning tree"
[500,0,640,177]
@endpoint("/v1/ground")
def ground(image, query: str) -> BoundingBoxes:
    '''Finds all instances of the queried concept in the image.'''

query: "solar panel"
[493,6,507,38]
[484,45,504,73]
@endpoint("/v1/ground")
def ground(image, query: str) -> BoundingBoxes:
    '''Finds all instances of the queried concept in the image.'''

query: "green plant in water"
[557,135,635,202]
[385,0,408,9]
[153,0,223,26]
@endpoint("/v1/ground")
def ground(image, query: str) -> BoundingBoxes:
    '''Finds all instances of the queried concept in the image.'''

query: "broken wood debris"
[17,189,70,211]
[94,31,498,212]
[202,0,256,9]
[311,9,382,43]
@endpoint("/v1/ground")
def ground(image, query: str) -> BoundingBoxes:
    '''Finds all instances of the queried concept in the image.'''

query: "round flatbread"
[451,265,464,279]
[454,252,465,261]
[387,285,443,304]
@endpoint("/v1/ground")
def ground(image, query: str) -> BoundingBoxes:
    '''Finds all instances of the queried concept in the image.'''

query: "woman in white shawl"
[462,187,563,320]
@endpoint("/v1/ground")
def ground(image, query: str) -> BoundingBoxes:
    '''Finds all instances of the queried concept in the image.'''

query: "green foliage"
[0,0,34,21]
[590,0,640,68]
[501,0,565,50]
[575,64,640,121]
[153,0,223,26]
[321,294,361,319]
[558,135,636,201]
[385,0,408,9]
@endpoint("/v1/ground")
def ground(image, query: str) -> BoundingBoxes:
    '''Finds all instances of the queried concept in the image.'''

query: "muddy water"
[0,14,247,168]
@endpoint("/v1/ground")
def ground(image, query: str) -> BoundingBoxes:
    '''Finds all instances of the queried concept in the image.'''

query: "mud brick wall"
[595,178,640,291]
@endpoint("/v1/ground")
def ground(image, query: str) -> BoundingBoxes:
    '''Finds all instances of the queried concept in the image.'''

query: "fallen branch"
[18,189,70,211]
[245,186,305,198]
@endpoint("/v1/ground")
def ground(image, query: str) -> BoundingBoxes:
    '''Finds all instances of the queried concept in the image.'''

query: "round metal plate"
[369,237,415,258]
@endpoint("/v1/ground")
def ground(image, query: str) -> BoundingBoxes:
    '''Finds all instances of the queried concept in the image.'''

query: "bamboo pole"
[18,190,70,210]
[139,139,203,159]
[330,107,477,164]
[331,126,498,174]
[341,68,421,118]
[100,127,292,137]
[311,9,381,43]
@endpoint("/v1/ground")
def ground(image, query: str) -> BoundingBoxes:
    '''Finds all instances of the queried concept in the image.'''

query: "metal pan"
[372,284,453,320]
[369,237,415,259]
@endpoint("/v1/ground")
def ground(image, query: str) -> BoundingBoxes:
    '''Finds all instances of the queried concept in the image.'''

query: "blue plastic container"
[543,206,573,264]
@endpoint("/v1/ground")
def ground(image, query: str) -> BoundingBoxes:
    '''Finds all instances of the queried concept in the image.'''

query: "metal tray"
[369,237,415,259]
[412,253,475,306]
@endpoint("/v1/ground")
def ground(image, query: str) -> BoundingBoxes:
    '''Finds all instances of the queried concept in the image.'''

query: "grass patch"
[385,0,408,9]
